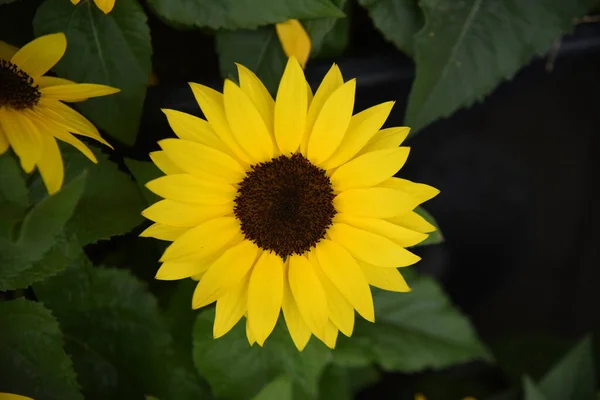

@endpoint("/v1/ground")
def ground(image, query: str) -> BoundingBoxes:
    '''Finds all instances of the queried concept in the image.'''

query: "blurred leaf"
[0,0,39,46]
[193,310,331,399]
[358,0,423,57]
[523,376,548,400]
[314,365,352,400]
[253,376,293,400]
[0,173,86,290]
[414,206,443,246]
[33,0,152,145]
[60,148,145,245]
[304,0,349,58]
[216,26,287,96]
[0,298,82,400]
[406,0,596,132]
[147,0,344,30]
[124,158,163,205]
[335,276,491,372]
[0,154,29,239]
[34,263,182,399]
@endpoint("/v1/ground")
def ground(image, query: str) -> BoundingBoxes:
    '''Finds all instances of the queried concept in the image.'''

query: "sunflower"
[141,57,439,350]
[276,19,311,69]
[70,0,115,14]
[0,33,119,194]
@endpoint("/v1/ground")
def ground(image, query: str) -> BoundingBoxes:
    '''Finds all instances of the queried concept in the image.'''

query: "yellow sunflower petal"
[93,0,115,13]
[387,211,437,234]
[159,138,245,184]
[223,79,274,162]
[10,33,66,78]
[192,241,259,309]
[160,217,241,262]
[142,200,231,228]
[246,317,256,346]
[0,126,10,155]
[149,151,183,175]
[307,79,355,165]
[139,223,189,241]
[161,109,226,151]
[36,76,77,87]
[282,268,312,351]
[0,394,34,400]
[40,84,119,101]
[330,147,410,192]
[146,174,236,205]
[36,134,64,195]
[236,63,274,132]
[335,214,427,247]
[359,262,411,292]
[155,260,210,281]
[334,187,420,219]
[359,127,410,155]
[274,57,307,154]
[276,19,311,69]
[322,101,395,170]
[328,223,421,267]
[288,255,328,338]
[314,320,339,349]
[214,275,249,338]
[378,178,440,204]
[0,40,19,61]
[0,108,42,173]
[248,251,284,345]
[315,240,374,322]
[189,82,252,164]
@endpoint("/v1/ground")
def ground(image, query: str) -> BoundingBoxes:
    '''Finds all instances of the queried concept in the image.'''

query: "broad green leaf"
[216,26,287,96]
[357,0,423,57]
[314,365,352,400]
[406,0,595,132]
[0,298,82,400]
[335,276,491,372]
[304,0,349,58]
[414,206,443,246]
[34,263,177,399]
[33,0,152,145]
[523,376,549,400]
[147,0,344,30]
[253,376,293,400]
[0,153,29,239]
[193,311,331,399]
[124,158,163,205]
[0,0,37,47]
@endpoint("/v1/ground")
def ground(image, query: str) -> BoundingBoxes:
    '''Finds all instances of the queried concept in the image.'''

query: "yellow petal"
[155,260,211,281]
[0,40,19,61]
[189,82,253,164]
[50,129,97,163]
[274,57,307,154]
[282,270,312,351]
[11,33,66,78]
[378,178,440,204]
[315,240,374,322]
[36,76,77,88]
[0,127,9,155]
[146,174,236,205]
[40,84,119,101]
[387,211,436,234]
[0,393,34,400]
[248,251,284,345]
[71,0,81,4]
[140,223,189,241]
[359,262,411,292]
[335,214,427,247]
[223,80,274,163]
[160,216,241,263]
[0,108,41,173]
[93,0,115,13]
[192,241,259,309]
[334,187,421,219]
[161,109,227,152]
[214,276,249,338]
[150,151,183,175]
[142,199,231,227]
[288,255,328,338]
[159,138,245,184]
[328,223,421,267]
[236,63,274,133]
[330,147,410,192]
[314,320,339,349]
[307,79,355,165]
[359,127,410,155]
[246,317,256,346]
[322,102,395,170]
[276,20,311,69]
[36,134,64,195]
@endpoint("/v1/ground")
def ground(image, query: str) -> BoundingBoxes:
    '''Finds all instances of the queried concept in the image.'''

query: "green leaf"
[0,153,29,239]
[147,0,344,30]
[216,26,287,96]
[357,0,423,57]
[304,0,349,58]
[193,310,331,399]
[0,298,82,400]
[34,263,178,399]
[124,158,164,206]
[523,376,549,400]
[253,376,293,400]
[414,206,443,246]
[406,0,595,132]
[335,275,491,372]
[0,173,87,291]
[33,0,152,145]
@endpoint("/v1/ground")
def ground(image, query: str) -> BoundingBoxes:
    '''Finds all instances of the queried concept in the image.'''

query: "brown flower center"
[234,154,336,258]
[0,59,41,110]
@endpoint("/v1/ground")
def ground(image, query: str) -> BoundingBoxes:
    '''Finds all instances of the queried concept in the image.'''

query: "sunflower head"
[142,57,439,350]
